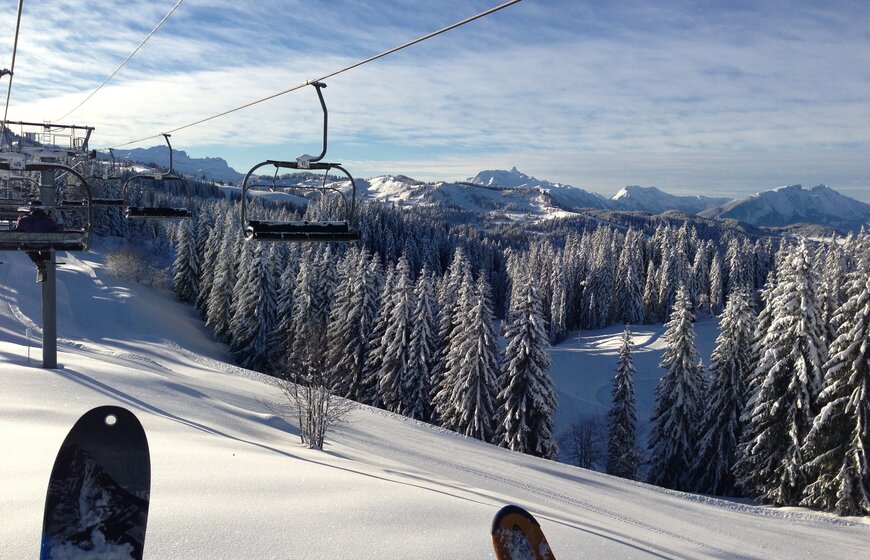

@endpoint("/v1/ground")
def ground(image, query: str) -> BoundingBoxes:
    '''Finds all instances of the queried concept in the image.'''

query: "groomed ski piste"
[1,241,867,559]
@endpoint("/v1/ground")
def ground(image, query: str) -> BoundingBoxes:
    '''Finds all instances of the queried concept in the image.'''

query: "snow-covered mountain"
[611,185,729,215]
[110,146,244,183]
[2,247,868,559]
[108,143,869,230]
[468,167,610,211]
[699,184,870,230]
[360,173,604,222]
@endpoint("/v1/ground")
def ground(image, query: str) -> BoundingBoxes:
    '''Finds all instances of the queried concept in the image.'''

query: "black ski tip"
[492,504,541,533]
[41,405,151,560]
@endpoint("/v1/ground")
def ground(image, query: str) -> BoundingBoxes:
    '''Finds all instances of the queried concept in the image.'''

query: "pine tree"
[402,266,438,421]
[643,260,660,323]
[268,247,300,369]
[499,272,558,459]
[441,274,501,442]
[648,283,706,491]
[708,250,725,315]
[172,218,199,304]
[735,241,827,505]
[196,208,227,317]
[287,246,324,382]
[606,326,640,480]
[435,263,476,426]
[205,229,239,342]
[614,229,645,325]
[360,263,396,408]
[228,243,276,370]
[691,288,755,496]
[378,256,416,414]
[430,248,472,423]
[327,248,381,401]
[801,240,870,515]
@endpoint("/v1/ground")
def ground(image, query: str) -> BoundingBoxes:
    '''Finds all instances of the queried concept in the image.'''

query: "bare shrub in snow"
[105,246,168,288]
[560,414,606,470]
[277,377,352,450]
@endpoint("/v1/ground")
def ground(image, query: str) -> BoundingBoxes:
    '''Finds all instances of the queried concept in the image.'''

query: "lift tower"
[0,121,94,368]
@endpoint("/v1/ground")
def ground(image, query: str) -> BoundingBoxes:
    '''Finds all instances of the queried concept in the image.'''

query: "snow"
[1,246,868,558]
[610,186,729,215]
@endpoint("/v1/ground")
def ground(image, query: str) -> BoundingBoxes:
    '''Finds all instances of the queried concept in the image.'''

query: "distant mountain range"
[109,146,244,183]
[699,184,870,231]
[116,148,870,232]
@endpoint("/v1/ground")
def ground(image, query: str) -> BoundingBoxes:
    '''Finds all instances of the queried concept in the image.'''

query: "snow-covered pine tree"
[817,242,851,345]
[648,283,706,491]
[688,242,708,313]
[196,207,227,317]
[708,250,725,315]
[691,288,755,496]
[360,263,396,408]
[582,228,615,329]
[429,247,472,424]
[642,260,660,323]
[442,274,501,442]
[433,261,475,426]
[193,208,212,297]
[205,228,240,342]
[735,240,827,505]
[228,242,277,370]
[327,248,372,399]
[377,255,416,414]
[725,238,748,296]
[801,238,870,515]
[548,261,569,344]
[606,326,640,480]
[311,245,339,332]
[287,246,323,382]
[498,271,558,459]
[402,265,438,421]
[268,245,300,369]
[172,218,199,304]
[614,229,645,325]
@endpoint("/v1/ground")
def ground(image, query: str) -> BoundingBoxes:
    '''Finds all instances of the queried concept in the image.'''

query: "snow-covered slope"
[110,146,244,183]
[1,245,868,558]
[611,185,729,215]
[699,184,870,230]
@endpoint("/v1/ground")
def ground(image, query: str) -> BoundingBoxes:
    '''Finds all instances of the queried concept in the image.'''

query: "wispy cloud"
[2,0,868,200]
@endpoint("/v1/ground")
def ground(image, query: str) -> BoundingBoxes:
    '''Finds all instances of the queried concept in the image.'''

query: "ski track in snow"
[339,421,737,558]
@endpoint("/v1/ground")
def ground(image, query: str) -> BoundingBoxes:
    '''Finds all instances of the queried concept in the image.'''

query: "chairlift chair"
[240,82,359,243]
[123,134,193,219]
[0,162,92,252]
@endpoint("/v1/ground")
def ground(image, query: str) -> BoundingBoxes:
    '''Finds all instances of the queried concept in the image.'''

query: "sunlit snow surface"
[1,243,867,559]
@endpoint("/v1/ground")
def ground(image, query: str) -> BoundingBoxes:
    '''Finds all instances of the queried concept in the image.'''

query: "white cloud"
[2,0,868,200]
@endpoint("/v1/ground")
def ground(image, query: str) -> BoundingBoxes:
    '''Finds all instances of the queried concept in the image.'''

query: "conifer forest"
[94,176,870,517]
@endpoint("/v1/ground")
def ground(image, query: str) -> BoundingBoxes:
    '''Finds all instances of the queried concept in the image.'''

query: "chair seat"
[0,230,88,251]
[245,220,359,242]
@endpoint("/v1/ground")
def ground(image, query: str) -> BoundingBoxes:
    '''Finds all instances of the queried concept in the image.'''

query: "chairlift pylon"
[122,133,193,219]
[240,82,359,243]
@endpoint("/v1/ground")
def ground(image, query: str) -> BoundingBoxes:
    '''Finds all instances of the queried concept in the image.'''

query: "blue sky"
[2,0,869,201]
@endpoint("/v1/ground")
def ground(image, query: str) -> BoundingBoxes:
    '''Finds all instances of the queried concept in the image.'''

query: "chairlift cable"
[54,0,184,123]
[107,0,522,150]
[2,0,25,124]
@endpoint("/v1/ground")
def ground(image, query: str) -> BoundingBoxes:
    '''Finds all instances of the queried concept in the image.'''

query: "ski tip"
[491,504,541,533]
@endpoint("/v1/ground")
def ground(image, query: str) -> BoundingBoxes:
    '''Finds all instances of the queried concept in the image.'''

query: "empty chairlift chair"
[123,134,193,219]
[240,82,359,243]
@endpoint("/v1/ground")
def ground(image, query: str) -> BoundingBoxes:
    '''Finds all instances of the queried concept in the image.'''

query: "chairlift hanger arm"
[309,81,328,165]
[162,133,174,173]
